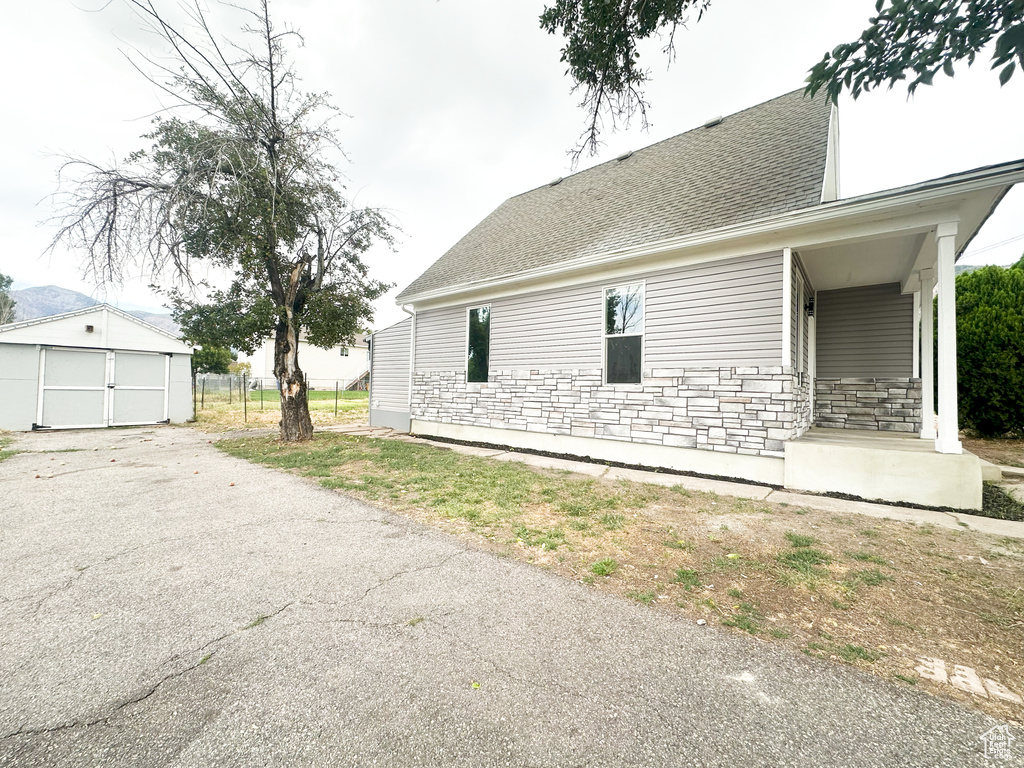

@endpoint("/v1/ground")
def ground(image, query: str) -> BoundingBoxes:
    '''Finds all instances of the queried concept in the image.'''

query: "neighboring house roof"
[397,89,833,302]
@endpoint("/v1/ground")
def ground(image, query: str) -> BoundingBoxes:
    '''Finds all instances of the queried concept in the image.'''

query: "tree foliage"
[49,0,392,441]
[955,259,1024,437]
[0,272,15,325]
[807,0,1024,103]
[540,0,710,161]
[540,1,1023,155]
[191,345,233,375]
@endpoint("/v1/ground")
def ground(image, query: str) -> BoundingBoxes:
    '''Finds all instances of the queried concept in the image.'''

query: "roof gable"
[0,304,192,354]
[397,89,833,302]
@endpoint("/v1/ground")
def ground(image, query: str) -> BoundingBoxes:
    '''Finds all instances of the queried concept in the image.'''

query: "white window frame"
[339,346,349,357]
[465,304,491,384]
[602,281,645,385]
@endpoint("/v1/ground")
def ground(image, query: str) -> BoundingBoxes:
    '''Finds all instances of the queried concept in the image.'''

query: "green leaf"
[999,61,1015,86]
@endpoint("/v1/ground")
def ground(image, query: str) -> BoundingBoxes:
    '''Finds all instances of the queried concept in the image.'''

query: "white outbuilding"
[0,304,194,431]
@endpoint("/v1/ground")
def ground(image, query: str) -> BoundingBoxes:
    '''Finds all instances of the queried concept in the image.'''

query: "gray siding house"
[371,90,1024,511]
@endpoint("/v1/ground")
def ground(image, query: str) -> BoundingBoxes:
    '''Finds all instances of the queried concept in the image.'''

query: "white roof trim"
[0,303,188,346]
[398,158,1024,306]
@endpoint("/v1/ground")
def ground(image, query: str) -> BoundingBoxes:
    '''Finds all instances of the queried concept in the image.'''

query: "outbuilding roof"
[0,303,193,355]
[397,89,833,302]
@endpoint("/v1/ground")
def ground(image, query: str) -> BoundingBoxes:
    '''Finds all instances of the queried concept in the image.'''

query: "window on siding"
[604,283,644,384]
[467,305,490,382]
[340,347,349,357]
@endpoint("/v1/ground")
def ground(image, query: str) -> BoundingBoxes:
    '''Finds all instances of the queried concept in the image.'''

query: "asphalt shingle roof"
[397,89,832,301]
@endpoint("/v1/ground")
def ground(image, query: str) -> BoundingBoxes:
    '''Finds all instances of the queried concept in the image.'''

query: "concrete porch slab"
[785,428,983,511]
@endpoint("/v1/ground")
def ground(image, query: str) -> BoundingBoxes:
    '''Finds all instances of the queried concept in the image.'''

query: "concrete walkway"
[1,426,1020,767]
[327,425,1024,541]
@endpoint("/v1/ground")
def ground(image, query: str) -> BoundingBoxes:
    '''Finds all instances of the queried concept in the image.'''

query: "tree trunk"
[273,316,313,441]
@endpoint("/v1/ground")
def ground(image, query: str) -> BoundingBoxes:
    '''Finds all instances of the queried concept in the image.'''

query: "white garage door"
[37,348,170,429]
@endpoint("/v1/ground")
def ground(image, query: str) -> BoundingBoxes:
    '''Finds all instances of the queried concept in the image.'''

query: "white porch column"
[919,268,936,440]
[935,223,962,454]
[912,291,921,377]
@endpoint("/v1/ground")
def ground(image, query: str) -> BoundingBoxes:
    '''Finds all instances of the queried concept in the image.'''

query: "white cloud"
[2,0,1021,329]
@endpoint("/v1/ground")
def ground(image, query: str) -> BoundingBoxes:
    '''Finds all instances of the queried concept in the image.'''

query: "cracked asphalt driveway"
[0,426,1019,767]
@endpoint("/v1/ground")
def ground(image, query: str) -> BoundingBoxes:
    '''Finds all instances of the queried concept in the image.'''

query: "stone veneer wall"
[813,378,922,433]
[412,367,812,459]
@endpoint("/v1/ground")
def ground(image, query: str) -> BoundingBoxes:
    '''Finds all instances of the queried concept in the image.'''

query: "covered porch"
[776,162,1024,511]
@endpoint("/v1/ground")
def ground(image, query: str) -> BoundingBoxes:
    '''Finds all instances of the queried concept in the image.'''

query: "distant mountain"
[127,310,180,335]
[11,285,99,321]
[10,285,180,335]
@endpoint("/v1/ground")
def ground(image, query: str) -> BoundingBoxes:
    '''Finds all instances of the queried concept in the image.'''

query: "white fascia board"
[398,161,1024,309]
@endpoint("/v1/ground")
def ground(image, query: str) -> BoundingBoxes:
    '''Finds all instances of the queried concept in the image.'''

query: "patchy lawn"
[0,433,17,462]
[194,391,368,431]
[218,432,1024,724]
[964,435,1024,469]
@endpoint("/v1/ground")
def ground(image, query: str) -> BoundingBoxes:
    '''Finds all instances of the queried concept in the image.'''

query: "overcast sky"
[2,0,1023,331]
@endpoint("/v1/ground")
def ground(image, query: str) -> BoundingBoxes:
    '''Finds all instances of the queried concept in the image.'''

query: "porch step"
[978,459,1004,483]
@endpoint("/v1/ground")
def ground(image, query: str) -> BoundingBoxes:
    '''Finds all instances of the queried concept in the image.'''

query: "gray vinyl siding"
[371,318,412,410]
[413,251,785,373]
[414,306,465,372]
[816,283,913,378]
[801,299,809,372]
[790,258,811,371]
[644,252,783,367]
[490,284,602,369]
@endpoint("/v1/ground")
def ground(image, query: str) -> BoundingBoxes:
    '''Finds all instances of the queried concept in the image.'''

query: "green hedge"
[955,259,1024,437]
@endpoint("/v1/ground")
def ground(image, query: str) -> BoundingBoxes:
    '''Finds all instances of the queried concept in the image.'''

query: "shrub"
[953,260,1024,437]
[191,345,233,374]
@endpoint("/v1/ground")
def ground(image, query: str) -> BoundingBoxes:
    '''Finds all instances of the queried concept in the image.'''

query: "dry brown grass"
[964,435,1024,468]
[193,394,368,432]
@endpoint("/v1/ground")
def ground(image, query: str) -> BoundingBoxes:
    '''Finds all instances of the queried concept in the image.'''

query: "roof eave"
[395,159,1024,306]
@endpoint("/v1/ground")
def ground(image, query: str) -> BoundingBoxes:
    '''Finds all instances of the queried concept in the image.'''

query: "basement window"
[604,283,644,384]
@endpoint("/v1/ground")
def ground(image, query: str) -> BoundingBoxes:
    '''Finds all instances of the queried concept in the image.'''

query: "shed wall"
[0,343,194,431]
[169,354,193,423]
[0,343,40,431]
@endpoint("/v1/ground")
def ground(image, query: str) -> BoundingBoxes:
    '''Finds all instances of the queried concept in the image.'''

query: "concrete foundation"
[369,407,411,432]
[411,419,785,486]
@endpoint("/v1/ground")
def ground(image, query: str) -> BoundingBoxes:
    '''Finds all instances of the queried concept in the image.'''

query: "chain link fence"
[192,372,369,420]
